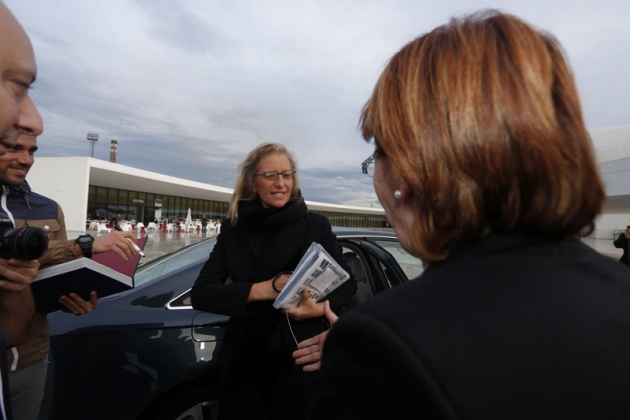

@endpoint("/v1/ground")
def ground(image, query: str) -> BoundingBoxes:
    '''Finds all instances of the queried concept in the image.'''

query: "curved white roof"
[25,125,630,233]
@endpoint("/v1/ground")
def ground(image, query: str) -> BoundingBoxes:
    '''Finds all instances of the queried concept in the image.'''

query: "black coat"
[191,198,356,418]
[312,233,630,419]
[613,232,629,266]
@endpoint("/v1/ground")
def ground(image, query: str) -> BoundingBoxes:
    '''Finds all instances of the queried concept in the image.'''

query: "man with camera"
[0,133,142,419]
[0,2,48,418]
[613,224,630,266]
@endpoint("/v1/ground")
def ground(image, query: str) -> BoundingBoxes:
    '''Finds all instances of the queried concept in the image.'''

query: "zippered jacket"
[5,181,78,370]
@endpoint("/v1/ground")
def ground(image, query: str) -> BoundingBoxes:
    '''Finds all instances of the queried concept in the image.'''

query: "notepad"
[32,237,147,313]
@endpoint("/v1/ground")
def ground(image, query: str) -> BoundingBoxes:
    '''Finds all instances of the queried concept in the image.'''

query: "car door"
[339,238,422,306]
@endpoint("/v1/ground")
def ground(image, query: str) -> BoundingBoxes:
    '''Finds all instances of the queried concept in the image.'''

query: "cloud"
[6,0,630,206]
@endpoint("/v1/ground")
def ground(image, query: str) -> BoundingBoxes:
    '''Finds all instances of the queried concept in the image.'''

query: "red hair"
[361,10,604,262]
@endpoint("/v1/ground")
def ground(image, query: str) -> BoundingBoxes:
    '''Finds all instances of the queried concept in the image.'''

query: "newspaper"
[273,242,350,310]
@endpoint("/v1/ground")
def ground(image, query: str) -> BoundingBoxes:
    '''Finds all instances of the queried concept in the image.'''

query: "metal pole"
[86,132,99,158]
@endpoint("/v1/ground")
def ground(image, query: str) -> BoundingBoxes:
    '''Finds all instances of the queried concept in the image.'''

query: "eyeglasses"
[254,170,296,181]
[361,154,375,177]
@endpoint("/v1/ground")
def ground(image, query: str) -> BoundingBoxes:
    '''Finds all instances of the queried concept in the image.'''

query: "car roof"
[137,227,397,269]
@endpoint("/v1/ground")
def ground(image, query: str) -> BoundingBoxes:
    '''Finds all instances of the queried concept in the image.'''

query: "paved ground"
[114,230,217,263]
[137,230,217,263]
[68,228,217,264]
[80,228,624,264]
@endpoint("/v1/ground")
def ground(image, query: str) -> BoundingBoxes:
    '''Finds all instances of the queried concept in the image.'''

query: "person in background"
[298,10,630,419]
[191,142,356,420]
[1,135,140,420]
[613,224,629,266]
[0,2,46,418]
[201,214,208,234]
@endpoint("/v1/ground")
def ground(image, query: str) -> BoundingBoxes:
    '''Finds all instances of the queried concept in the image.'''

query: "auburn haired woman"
[303,10,630,419]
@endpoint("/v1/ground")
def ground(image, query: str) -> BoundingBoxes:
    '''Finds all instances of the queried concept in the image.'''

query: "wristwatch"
[75,234,94,258]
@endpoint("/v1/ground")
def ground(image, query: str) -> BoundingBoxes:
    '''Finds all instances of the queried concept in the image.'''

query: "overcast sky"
[6,0,630,207]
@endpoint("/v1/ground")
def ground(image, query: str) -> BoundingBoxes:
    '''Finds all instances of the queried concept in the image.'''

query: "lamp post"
[86,132,99,158]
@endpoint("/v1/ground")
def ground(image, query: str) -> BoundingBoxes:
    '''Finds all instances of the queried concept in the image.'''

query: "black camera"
[0,220,48,260]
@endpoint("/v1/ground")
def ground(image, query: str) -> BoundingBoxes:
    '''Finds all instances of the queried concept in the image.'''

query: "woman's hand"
[285,289,324,321]
[292,300,338,371]
[271,272,292,294]
[248,272,292,302]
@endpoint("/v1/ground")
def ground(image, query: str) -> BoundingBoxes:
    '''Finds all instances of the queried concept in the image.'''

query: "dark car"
[39,228,423,420]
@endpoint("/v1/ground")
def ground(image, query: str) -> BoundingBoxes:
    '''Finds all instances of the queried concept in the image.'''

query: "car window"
[135,238,216,287]
[341,244,374,305]
[371,239,424,280]
[376,259,398,289]
[168,289,193,309]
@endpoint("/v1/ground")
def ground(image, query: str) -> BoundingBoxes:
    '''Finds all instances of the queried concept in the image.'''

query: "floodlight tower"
[86,132,99,158]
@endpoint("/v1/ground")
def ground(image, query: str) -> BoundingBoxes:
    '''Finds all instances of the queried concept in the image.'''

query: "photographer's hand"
[58,291,98,315]
[0,258,38,345]
[91,231,139,261]
[0,257,39,293]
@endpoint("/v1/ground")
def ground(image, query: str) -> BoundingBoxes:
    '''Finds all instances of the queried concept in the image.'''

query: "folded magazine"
[273,242,350,310]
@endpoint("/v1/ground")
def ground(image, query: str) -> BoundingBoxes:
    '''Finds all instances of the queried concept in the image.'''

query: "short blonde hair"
[361,10,604,262]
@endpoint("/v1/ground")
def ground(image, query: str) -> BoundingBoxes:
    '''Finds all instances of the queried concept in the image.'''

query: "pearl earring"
[394,190,402,199]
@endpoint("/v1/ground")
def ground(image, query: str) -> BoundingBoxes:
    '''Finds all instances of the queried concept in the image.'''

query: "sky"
[6,0,630,208]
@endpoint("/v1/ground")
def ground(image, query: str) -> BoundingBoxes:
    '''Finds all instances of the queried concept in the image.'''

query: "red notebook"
[92,236,147,277]
[32,237,147,313]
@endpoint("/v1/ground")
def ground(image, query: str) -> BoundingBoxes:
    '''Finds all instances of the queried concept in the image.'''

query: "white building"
[591,125,630,239]
[26,125,630,238]
[27,157,387,233]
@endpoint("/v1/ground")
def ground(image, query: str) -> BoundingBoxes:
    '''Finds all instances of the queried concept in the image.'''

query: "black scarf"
[229,195,311,286]
[237,195,308,230]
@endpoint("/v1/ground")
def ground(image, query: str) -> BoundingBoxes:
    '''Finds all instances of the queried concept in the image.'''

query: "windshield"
[134,238,217,287]
[372,239,424,279]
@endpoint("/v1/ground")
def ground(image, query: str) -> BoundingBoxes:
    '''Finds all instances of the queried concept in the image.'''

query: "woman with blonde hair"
[302,10,630,419]
[191,142,355,419]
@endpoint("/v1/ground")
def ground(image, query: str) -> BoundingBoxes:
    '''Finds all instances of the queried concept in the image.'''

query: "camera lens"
[0,226,49,260]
